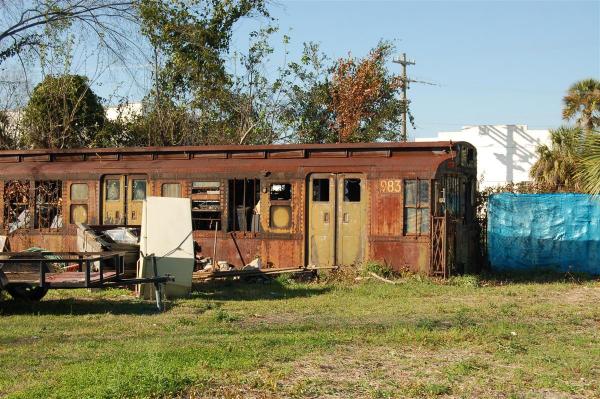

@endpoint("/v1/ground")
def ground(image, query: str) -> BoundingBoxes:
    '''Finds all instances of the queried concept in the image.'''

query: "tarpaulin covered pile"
[488,193,600,275]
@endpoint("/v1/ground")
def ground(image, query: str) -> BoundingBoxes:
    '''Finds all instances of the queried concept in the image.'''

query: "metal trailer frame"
[0,251,173,310]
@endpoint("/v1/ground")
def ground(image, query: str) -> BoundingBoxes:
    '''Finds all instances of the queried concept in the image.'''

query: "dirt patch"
[561,285,600,305]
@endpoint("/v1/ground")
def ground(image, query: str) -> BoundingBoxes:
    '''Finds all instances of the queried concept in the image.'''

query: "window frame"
[191,180,223,231]
[161,182,182,198]
[269,182,293,230]
[403,178,431,236]
[69,182,89,225]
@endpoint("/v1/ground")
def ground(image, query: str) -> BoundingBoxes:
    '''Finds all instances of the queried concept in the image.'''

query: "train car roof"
[0,140,470,156]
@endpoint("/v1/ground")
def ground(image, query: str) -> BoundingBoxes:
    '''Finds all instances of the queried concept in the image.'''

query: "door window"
[105,180,120,201]
[312,179,330,202]
[344,179,361,202]
[132,180,146,200]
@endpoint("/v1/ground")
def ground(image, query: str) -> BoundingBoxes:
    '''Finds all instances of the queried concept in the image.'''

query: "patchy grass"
[0,274,599,398]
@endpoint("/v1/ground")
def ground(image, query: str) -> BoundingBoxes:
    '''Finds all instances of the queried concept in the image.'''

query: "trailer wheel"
[5,283,48,301]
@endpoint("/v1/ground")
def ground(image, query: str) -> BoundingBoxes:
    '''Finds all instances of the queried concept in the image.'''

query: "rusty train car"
[0,141,478,276]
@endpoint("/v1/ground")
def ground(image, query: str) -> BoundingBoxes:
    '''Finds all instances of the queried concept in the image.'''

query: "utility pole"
[393,53,415,141]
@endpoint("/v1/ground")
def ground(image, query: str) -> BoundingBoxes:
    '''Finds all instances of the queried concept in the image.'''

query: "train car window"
[70,183,88,201]
[4,180,32,232]
[312,179,330,202]
[228,179,260,232]
[105,179,120,200]
[269,183,292,230]
[34,181,62,229]
[192,181,220,194]
[191,181,222,230]
[70,183,88,224]
[70,204,88,224]
[161,183,181,198]
[132,180,147,201]
[344,179,361,202]
[404,179,430,235]
[270,183,291,201]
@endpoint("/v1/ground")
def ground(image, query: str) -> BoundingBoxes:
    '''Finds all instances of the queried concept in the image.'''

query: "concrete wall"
[417,125,550,188]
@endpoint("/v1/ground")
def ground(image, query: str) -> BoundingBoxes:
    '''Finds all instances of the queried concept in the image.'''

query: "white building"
[416,125,551,188]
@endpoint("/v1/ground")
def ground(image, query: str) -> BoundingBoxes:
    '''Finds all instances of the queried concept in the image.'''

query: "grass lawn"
[0,272,599,398]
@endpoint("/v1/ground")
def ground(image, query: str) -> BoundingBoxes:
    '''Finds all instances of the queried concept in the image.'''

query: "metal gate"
[430,214,456,277]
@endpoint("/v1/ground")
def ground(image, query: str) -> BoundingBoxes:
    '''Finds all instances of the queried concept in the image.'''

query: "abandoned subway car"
[0,141,477,276]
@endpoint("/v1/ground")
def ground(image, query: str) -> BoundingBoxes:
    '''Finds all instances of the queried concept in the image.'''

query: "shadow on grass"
[191,277,331,302]
[0,296,161,316]
[479,269,600,285]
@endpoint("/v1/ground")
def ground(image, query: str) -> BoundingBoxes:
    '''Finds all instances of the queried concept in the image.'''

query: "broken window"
[270,183,291,201]
[312,179,330,202]
[4,180,31,232]
[404,179,430,235]
[443,176,461,216]
[191,181,222,231]
[228,179,260,232]
[344,179,361,202]
[161,183,181,198]
[34,181,62,229]
[192,181,220,195]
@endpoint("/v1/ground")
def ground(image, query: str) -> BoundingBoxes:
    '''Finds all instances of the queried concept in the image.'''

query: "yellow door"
[337,174,366,266]
[102,175,125,225]
[127,176,147,225]
[308,174,335,266]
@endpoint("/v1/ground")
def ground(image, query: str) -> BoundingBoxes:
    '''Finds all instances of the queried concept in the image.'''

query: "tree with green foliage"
[562,78,600,131]
[530,126,584,192]
[137,0,270,145]
[21,74,106,149]
[283,42,335,143]
[283,41,405,143]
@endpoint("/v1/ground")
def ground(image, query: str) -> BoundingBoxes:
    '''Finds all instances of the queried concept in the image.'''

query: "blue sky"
[91,0,599,139]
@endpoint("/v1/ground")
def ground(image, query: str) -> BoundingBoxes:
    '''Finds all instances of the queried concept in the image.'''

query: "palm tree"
[530,126,583,191]
[562,78,600,131]
[576,131,600,194]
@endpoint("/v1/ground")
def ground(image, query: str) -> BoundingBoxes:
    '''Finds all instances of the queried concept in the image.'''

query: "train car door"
[308,174,335,266]
[102,175,147,225]
[337,174,366,266]
[307,173,367,267]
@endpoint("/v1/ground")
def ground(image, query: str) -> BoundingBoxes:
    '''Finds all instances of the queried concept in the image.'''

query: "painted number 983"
[379,179,401,193]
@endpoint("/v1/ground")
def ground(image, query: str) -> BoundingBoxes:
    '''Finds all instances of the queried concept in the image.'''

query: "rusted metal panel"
[370,178,403,236]
[121,153,153,161]
[0,155,19,163]
[22,154,50,162]
[55,154,85,162]
[156,152,190,160]
[268,149,305,159]
[193,152,228,159]
[370,239,430,274]
[350,150,390,158]
[88,153,119,161]
[230,151,266,159]
[309,150,348,158]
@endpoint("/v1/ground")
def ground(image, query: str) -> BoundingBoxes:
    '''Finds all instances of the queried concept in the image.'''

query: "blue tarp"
[488,193,600,275]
